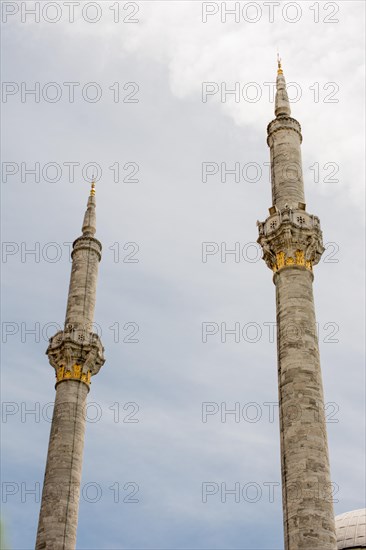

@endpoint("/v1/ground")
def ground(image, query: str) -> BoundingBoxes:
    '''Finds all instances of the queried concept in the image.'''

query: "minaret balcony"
[257,204,324,273]
[46,327,105,386]
[71,235,102,261]
[267,116,303,146]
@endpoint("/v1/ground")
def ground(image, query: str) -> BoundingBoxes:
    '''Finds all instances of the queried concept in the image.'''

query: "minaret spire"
[257,63,337,549]
[36,183,105,550]
[277,53,282,74]
[82,181,96,237]
[275,55,291,118]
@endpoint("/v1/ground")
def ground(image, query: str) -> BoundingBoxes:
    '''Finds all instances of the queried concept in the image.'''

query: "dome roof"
[335,508,366,549]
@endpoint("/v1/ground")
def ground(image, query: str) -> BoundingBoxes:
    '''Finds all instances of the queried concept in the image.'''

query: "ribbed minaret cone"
[275,60,291,117]
[82,183,96,236]
[257,61,337,550]
[36,183,105,550]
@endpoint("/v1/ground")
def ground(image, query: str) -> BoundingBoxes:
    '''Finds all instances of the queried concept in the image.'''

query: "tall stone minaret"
[257,59,337,549]
[36,183,105,550]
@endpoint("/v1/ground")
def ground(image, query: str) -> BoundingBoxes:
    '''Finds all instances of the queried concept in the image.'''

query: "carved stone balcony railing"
[46,327,105,387]
[257,204,324,273]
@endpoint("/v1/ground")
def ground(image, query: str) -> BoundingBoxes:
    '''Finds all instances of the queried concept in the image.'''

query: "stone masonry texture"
[36,380,88,550]
[275,267,337,549]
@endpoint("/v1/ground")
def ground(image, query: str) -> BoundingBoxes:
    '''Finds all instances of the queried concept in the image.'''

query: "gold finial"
[277,53,283,75]
[90,181,96,196]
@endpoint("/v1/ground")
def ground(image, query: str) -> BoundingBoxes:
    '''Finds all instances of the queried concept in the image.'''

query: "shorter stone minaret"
[36,183,105,550]
[257,59,337,549]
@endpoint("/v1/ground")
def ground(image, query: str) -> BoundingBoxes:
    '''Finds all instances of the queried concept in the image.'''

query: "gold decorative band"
[272,250,312,272]
[56,364,91,385]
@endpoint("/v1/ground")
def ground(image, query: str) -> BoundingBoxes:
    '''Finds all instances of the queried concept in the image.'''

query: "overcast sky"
[1,1,365,549]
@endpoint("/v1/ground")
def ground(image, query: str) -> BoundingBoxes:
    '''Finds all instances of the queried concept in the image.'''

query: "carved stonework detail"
[56,364,91,384]
[257,205,324,273]
[72,235,102,261]
[267,116,302,145]
[46,328,105,386]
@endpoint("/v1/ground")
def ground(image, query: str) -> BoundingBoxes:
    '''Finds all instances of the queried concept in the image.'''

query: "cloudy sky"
[1,1,365,549]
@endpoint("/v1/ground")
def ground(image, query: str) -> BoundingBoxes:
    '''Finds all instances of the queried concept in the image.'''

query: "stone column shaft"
[268,118,305,210]
[275,268,336,549]
[64,236,101,330]
[36,381,88,550]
